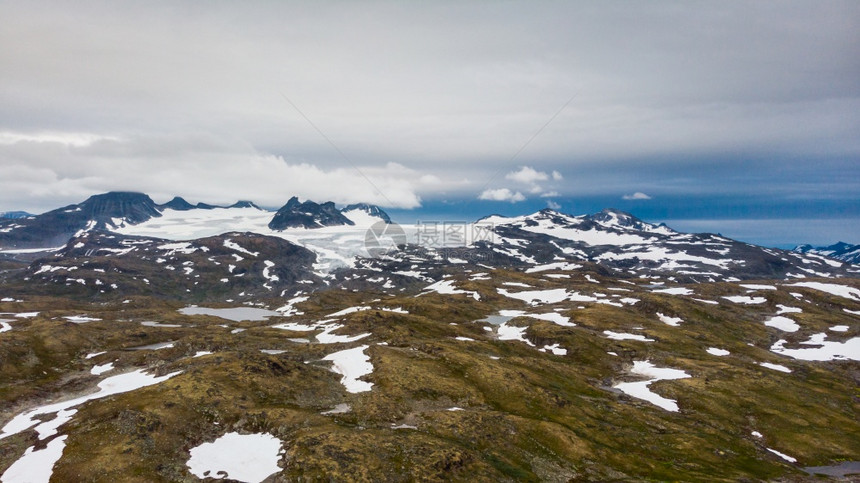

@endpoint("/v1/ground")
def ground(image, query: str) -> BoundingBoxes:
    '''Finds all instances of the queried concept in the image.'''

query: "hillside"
[0,194,858,482]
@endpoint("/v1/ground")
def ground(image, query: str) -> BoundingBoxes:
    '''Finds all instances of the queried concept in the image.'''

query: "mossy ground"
[0,270,858,481]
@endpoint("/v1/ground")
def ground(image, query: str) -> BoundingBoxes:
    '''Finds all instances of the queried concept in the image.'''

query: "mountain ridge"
[0,211,33,220]
[794,241,860,265]
[0,192,392,249]
[0,192,854,283]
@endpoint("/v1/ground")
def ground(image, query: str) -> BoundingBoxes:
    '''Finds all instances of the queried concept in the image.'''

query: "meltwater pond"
[179,306,280,322]
[803,461,860,478]
[479,314,516,325]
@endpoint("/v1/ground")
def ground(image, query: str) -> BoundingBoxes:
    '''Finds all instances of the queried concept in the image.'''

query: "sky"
[1,1,858,247]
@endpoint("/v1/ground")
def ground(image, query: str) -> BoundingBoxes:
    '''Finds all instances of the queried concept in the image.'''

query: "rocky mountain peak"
[268,197,354,230]
[160,196,196,211]
[80,192,161,225]
[228,200,261,209]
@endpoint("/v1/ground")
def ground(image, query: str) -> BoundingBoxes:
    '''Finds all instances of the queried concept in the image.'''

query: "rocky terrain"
[0,192,858,482]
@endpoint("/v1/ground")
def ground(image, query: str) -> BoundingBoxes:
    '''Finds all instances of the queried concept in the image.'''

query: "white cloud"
[0,134,435,212]
[503,166,565,197]
[546,200,561,210]
[622,192,652,200]
[540,191,559,198]
[478,188,526,203]
[505,166,549,184]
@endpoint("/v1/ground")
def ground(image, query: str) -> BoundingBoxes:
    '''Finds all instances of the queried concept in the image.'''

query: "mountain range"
[795,241,860,265]
[2,192,855,284]
[0,192,390,251]
[0,192,858,481]
[0,211,32,220]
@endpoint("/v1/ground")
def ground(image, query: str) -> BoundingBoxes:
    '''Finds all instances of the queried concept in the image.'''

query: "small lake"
[178,306,280,322]
[478,314,516,325]
[803,461,860,478]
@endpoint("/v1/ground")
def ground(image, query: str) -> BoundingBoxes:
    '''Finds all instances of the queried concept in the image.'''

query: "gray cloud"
[0,1,857,212]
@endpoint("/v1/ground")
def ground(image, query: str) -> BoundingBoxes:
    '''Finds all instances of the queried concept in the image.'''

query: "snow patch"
[770,334,860,361]
[187,432,283,482]
[787,282,860,302]
[613,361,690,412]
[322,345,374,393]
[722,295,767,304]
[766,448,797,463]
[656,312,683,326]
[760,362,792,373]
[157,242,198,255]
[223,239,260,257]
[90,362,114,375]
[652,287,693,296]
[740,284,777,291]
[496,310,575,327]
[1,435,68,483]
[539,343,567,355]
[64,315,101,323]
[525,261,582,273]
[764,316,800,332]
[603,331,654,342]
[0,369,182,441]
[497,287,570,305]
[776,305,802,314]
[421,280,480,300]
[497,323,535,346]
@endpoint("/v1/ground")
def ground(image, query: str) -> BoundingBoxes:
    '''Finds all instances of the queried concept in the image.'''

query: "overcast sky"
[1,1,858,245]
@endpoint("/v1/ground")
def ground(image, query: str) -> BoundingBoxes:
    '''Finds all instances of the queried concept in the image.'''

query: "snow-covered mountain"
[0,211,32,220]
[463,208,852,282]
[1,193,855,285]
[794,242,860,265]
[342,203,392,224]
[0,192,392,251]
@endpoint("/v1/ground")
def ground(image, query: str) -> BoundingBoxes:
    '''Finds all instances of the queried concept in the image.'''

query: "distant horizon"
[2,189,857,250]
